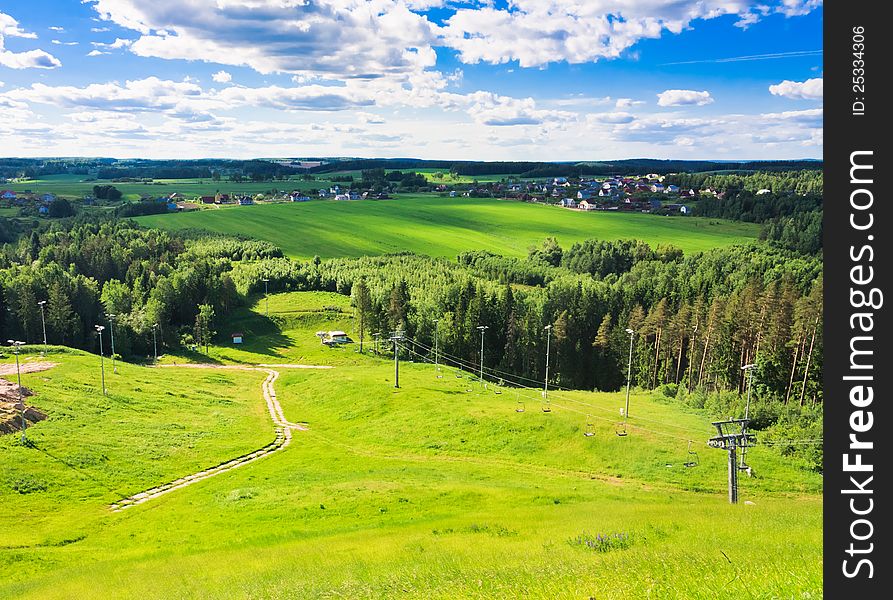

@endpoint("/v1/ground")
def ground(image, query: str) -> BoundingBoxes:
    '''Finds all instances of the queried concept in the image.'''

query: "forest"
[0,195,823,468]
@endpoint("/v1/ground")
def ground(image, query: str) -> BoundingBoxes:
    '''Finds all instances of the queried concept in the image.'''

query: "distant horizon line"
[0,156,824,164]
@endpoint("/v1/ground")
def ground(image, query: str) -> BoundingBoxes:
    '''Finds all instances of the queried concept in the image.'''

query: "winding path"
[110,364,328,512]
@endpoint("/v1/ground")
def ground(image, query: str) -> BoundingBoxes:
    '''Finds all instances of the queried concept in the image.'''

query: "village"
[0,171,743,217]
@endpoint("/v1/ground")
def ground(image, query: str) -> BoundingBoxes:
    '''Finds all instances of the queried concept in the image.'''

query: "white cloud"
[1,11,37,38]
[0,45,62,69]
[615,98,645,109]
[92,37,133,49]
[438,1,821,68]
[87,49,107,56]
[211,70,232,84]
[87,0,437,79]
[769,77,823,100]
[48,26,65,32]
[52,40,79,46]
[90,27,111,33]
[0,11,62,68]
[657,89,714,107]
[589,112,636,124]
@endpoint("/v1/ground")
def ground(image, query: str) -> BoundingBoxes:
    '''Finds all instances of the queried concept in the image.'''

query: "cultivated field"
[136,195,760,258]
[3,174,341,202]
[0,292,822,598]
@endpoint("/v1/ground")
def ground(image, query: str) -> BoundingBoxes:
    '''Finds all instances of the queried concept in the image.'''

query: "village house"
[559,198,578,208]
[650,183,665,193]
[579,200,597,211]
[0,190,16,200]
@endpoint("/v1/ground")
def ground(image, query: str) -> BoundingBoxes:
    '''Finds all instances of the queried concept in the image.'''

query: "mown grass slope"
[136,195,760,258]
[0,293,821,598]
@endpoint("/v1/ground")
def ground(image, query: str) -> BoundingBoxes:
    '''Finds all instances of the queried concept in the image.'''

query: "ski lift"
[684,440,699,468]
[436,366,443,379]
[494,379,503,394]
[542,399,552,413]
[516,400,525,413]
[615,407,628,436]
[583,415,595,437]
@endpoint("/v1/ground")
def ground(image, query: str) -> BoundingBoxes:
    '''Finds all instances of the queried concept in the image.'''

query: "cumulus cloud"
[438,1,822,68]
[769,77,823,100]
[657,89,714,107]
[0,11,62,69]
[211,70,232,84]
[87,0,437,79]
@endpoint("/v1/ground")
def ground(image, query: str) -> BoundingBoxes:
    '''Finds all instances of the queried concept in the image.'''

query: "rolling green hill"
[136,195,760,259]
[0,292,821,598]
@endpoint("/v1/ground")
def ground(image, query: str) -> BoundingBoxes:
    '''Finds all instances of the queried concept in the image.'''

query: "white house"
[560,198,578,208]
[579,200,597,211]
[334,193,351,201]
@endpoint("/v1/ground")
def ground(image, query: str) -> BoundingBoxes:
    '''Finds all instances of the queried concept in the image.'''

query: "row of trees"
[666,170,823,196]
[0,221,276,357]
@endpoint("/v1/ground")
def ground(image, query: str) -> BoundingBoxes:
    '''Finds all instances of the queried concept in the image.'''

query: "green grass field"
[136,195,759,258]
[4,174,341,202]
[0,292,822,598]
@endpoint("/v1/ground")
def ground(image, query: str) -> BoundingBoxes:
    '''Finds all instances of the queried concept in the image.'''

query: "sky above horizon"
[0,1,823,161]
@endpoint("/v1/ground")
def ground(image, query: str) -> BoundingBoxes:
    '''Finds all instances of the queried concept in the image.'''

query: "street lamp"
[262,278,270,316]
[108,313,117,373]
[624,328,636,420]
[433,319,440,374]
[95,325,106,396]
[476,325,488,385]
[37,300,47,356]
[7,340,26,443]
[543,324,553,398]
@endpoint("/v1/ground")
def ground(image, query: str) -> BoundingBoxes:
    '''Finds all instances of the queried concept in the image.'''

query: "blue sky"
[0,1,823,160]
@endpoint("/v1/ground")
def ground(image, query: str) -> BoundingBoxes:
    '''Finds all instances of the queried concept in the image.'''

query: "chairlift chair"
[615,423,628,437]
[583,415,595,437]
[542,399,552,413]
[516,400,525,413]
[684,440,699,468]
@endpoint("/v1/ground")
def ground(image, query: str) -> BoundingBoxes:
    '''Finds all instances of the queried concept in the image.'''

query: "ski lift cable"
[402,338,707,436]
[397,342,694,443]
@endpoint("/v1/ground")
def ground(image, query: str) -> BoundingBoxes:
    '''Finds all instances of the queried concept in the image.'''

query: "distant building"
[231,333,244,344]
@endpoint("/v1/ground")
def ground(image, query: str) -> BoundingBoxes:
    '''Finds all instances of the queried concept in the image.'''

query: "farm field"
[0,292,822,599]
[3,174,339,202]
[136,195,760,258]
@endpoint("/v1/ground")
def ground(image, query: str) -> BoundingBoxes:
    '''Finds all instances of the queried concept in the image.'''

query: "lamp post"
[543,324,553,398]
[37,300,47,356]
[624,328,635,420]
[95,325,106,396]
[262,278,270,316]
[433,319,440,372]
[108,313,117,373]
[7,340,26,443]
[476,325,488,384]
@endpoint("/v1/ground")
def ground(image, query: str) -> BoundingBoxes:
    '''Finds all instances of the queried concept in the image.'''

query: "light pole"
[108,313,117,373]
[476,325,488,385]
[262,278,270,316]
[433,319,440,372]
[740,363,757,470]
[95,325,106,396]
[543,324,552,398]
[152,323,158,361]
[7,340,26,443]
[624,328,635,420]
[37,300,47,356]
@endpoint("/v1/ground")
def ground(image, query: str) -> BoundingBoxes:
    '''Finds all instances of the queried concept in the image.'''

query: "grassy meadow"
[0,292,822,598]
[136,195,760,259]
[3,174,341,202]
